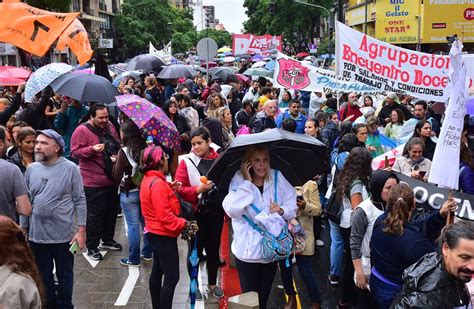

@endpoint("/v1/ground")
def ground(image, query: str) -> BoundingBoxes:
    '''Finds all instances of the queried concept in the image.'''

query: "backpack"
[325,153,343,223]
[122,147,144,188]
[84,123,121,180]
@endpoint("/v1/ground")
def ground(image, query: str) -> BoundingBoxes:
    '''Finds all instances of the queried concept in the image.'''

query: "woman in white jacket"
[223,145,297,309]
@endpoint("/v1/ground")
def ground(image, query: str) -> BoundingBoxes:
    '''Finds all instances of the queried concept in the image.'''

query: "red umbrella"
[0,76,26,86]
[236,73,250,84]
[295,52,309,58]
[0,66,31,80]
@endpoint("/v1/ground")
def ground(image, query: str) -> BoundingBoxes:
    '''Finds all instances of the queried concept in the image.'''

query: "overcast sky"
[202,0,247,34]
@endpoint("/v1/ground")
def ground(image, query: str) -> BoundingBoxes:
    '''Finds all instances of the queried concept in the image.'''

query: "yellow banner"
[0,2,78,57]
[422,1,474,43]
[375,0,420,44]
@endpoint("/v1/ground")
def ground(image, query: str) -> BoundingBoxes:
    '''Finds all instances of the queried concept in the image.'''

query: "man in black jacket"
[377,92,413,126]
[392,220,473,308]
[0,84,23,126]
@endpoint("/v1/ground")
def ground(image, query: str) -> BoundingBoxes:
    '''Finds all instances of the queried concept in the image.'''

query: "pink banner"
[232,34,283,55]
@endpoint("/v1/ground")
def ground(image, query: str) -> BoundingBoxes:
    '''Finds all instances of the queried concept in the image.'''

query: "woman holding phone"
[392,137,431,181]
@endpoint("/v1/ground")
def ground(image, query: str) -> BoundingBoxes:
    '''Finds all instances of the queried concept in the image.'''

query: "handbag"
[242,170,293,263]
[287,218,306,255]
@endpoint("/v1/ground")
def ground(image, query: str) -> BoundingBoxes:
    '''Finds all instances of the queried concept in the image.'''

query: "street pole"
[416,15,421,52]
[364,0,368,34]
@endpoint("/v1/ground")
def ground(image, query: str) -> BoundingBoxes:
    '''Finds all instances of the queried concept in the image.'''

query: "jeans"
[279,255,321,304]
[84,186,119,250]
[329,220,344,277]
[30,242,74,309]
[120,191,152,263]
[147,233,180,309]
[235,258,277,309]
[370,271,402,309]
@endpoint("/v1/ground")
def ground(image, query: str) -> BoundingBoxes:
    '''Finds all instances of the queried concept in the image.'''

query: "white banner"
[336,21,474,102]
[273,52,381,94]
[428,40,468,189]
[149,41,172,64]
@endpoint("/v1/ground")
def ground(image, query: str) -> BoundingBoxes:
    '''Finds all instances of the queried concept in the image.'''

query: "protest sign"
[150,42,171,64]
[232,34,282,55]
[0,2,78,57]
[397,173,473,222]
[273,52,381,94]
[56,19,92,65]
[428,40,468,189]
[336,21,474,102]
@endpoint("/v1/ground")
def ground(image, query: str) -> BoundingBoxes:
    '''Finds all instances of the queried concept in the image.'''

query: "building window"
[72,0,80,12]
[99,13,111,30]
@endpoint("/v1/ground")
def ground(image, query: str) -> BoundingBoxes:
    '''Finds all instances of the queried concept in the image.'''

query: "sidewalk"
[72,216,219,308]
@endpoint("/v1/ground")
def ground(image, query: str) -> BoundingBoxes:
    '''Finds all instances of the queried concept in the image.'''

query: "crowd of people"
[0,66,473,309]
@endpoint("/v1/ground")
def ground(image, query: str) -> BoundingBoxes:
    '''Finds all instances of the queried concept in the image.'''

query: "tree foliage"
[197,29,232,48]
[27,0,72,12]
[243,0,332,54]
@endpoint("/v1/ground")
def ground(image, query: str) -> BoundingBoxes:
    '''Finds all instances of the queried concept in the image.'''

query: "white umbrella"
[25,63,72,102]
[224,56,236,63]
[251,61,266,68]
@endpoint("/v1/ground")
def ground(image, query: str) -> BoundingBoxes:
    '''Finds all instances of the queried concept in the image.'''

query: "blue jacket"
[275,110,307,134]
[54,105,89,158]
[459,161,474,194]
[370,210,445,286]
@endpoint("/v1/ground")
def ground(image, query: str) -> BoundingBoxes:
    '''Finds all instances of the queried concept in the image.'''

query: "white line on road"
[114,266,140,306]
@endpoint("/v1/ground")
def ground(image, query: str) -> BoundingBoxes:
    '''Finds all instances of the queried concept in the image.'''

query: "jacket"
[459,161,474,194]
[296,181,322,256]
[112,147,138,193]
[7,150,27,174]
[53,104,89,157]
[250,111,277,133]
[0,93,21,126]
[223,169,297,263]
[377,103,413,126]
[275,110,307,134]
[320,121,340,151]
[392,156,432,178]
[0,265,41,309]
[140,170,186,237]
[17,91,51,130]
[391,252,471,309]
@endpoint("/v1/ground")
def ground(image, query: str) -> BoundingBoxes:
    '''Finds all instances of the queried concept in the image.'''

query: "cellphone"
[69,241,79,255]
[418,171,426,177]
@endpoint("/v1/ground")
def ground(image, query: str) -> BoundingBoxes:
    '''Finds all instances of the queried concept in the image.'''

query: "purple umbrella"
[116,94,181,150]
[251,54,263,62]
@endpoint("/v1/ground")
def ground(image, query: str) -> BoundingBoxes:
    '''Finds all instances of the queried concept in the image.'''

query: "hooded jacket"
[391,252,471,309]
[250,111,276,133]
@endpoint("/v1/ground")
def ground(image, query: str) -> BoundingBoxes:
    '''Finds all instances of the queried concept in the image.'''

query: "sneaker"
[315,239,325,247]
[328,274,340,286]
[195,288,202,300]
[87,248,103,261]
[141,254,153,261]
[120,258,140,267]
[100,240,122,251]
[208,285,224,298]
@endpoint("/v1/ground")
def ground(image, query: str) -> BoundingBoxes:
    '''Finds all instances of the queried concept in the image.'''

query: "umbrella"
[235,54,252,59]
[217,46,232,53]
[251,54,263,62]
[319,53,335,60]
[209,67,239,83]
[115,94,180,150]
[207,128,328,190]
[0,66,31,80]
[112,70,142,87]
[201,61,218,68]
[189,237,199,309]
[243,68,273,77]
[251,61,266,68]
[157,64,197,79]
[50,73,120,104]
[223,56,236,63]
[127,54,165,71]
[25,63,72,103]
[236,73,250,84]
[223,51,233,56]
[192,65,206,73]
[0,76,25,86]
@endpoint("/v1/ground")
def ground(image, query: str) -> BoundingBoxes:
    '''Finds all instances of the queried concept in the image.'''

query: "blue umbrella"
[319,53,335,60]
[189,237,199,308]
[251,54,263,62]
[265,60,276,71]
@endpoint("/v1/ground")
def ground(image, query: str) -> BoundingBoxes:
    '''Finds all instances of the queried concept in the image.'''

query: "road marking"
[82,251,107,268]
[284,278,301,309]
[114,266,140,306]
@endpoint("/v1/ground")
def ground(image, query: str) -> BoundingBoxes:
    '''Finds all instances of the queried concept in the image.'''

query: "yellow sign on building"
[422,1,474,43]
[375,0,420,44]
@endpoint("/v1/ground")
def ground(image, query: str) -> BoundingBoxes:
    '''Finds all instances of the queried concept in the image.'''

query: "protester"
[309,92,326,118]
[276,99,307,134]
[413,100,440,136]
[6,120,28,157]
[459,143,474,194]
[242,80,260,103]
[139,145,198,309]
[320,112,340,151]
[365,117,384,158]
[23,129,86,309]
[350,170,399,308]
[250,100,277,133]
[205,92,226,119]
[227,88,242,132]
[392,137,432,180]
[392,220,474,308]
[339,92,362,123]
[384,109,405,140]
[0,126,31,221]
[223,145,297,308]
[144,76,164,107]
[44,93,61,126]
[54,98,89,160]
[175,127,224,299]
[71,103,122,261]
[218,106,235,149]
[176,94,199,131]
[0,84,23,126]
[236,99,253,128]
[17,86,52,130]
[279,90,292,109]
[335,147,372,308]
[411,119,436,160]
[112,120,152,266]
[352,123,369,148]
[0,216,43,308]
[7,126,35,174]
[377,92,412,126]
[370,183,457,308]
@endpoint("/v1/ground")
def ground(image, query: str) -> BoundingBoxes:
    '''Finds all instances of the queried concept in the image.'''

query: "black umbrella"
[209,67,239,83]
[157,64,197,79]
[127,54,165,71]
[50,72,120,104]
[208,129,328,190]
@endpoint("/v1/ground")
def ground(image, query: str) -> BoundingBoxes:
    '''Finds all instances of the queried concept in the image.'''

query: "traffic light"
[269,1,276,15]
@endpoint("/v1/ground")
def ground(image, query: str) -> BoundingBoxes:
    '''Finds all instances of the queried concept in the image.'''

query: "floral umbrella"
[25,63,72,103]
[115,94,180,150]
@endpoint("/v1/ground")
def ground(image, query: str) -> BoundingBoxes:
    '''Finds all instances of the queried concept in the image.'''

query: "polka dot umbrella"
[115,94,180,150]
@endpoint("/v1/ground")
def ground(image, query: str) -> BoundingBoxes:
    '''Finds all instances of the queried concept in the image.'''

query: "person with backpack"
[275,100,307,134]
[112,120,152,266]
[70,103,122,261]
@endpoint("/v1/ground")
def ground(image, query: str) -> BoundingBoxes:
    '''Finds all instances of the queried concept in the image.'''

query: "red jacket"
[140,170,186,237]
[340,103,362,123]
[175,149,219,211]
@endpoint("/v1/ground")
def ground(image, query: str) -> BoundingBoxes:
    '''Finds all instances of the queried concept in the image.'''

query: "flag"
[94,49,112,82]
[428,40,468,189]
[0,2,78,57]
[56,19,93,65]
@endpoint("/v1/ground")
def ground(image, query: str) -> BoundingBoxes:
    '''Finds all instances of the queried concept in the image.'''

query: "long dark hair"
[336,147,372,200]
[412,119,430,138]
[120,120,146,163]
[383,183,414,235]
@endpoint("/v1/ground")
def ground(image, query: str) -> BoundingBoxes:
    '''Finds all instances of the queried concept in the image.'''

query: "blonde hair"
[218,107,231,129]
[241,145,270,180]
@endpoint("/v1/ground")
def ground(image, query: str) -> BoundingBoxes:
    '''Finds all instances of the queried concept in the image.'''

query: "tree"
[197,29,232,48]
[243,0,332,54]
[26,0,72,12]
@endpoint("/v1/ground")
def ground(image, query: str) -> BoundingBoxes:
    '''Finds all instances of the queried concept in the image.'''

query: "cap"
[36,129,65,150]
